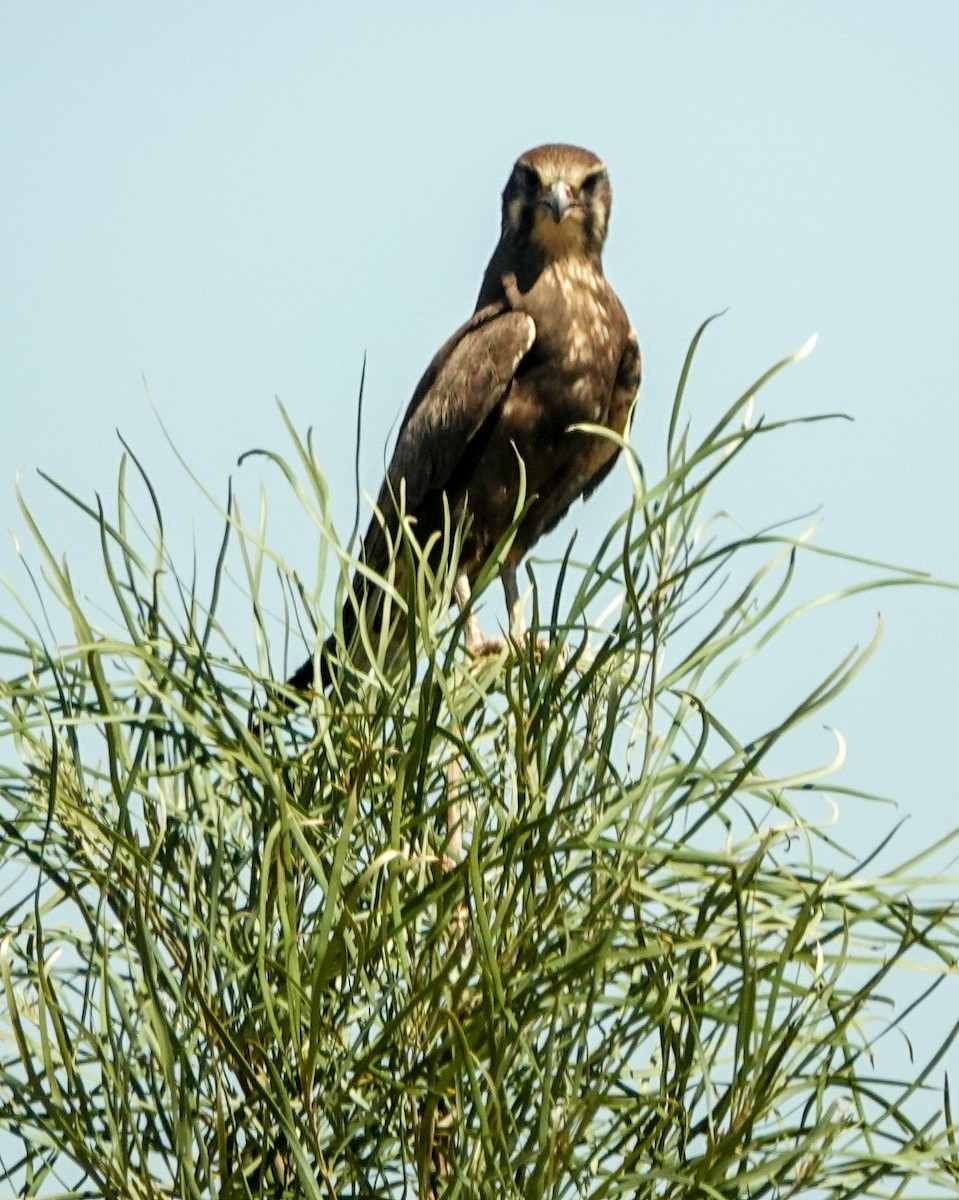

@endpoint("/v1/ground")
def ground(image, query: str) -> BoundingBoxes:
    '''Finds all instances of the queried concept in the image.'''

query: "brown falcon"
[289,143,641,691]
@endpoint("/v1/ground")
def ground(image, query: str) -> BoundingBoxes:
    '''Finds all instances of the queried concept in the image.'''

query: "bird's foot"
[467,631,552,660]
[467,635,511,659]
[530,635,555,661]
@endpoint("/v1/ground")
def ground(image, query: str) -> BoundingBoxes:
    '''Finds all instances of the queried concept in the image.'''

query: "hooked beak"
[541,180,575,222]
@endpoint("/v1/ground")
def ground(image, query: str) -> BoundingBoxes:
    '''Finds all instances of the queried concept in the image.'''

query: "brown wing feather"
[366,306,535,560]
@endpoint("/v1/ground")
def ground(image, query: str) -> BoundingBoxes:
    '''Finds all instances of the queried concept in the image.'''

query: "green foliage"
[2,324,958,1198]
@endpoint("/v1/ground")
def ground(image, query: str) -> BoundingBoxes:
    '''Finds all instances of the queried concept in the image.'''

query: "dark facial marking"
[519,163,540,195]
[580,169,606,196]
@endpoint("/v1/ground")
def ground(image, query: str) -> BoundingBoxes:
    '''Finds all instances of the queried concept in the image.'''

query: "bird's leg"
[453,570,488,655]
[502,562,552,658]
[455,567,511,657]
[500,564,526,646]
[455,565,537,658]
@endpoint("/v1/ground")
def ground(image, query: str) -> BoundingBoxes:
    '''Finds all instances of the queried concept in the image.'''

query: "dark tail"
[285,568,408,696]
[285,631,339,693]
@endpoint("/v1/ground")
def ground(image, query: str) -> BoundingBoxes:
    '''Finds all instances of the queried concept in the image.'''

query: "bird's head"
[501,144,612,262]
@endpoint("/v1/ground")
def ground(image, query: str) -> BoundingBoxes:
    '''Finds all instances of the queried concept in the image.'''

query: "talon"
[468,636,510,658]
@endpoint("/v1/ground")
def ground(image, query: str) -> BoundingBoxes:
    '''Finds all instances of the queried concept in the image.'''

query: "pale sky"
[3,3,958,889]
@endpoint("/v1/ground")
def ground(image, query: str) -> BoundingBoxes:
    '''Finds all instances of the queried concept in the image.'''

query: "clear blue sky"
[3,5,958,880]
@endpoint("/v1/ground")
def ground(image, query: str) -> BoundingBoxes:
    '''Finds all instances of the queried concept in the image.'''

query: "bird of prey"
[289,143,641,692]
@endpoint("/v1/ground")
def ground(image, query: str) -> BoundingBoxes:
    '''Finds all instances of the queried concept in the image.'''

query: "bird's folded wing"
[379,307,536,512]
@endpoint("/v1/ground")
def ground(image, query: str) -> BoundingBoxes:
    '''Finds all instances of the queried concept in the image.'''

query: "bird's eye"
[519,164,540,194]
[580,170,604,195]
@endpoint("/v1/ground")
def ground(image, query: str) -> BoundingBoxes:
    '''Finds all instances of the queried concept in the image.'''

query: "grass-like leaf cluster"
[1,324,958,1198]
